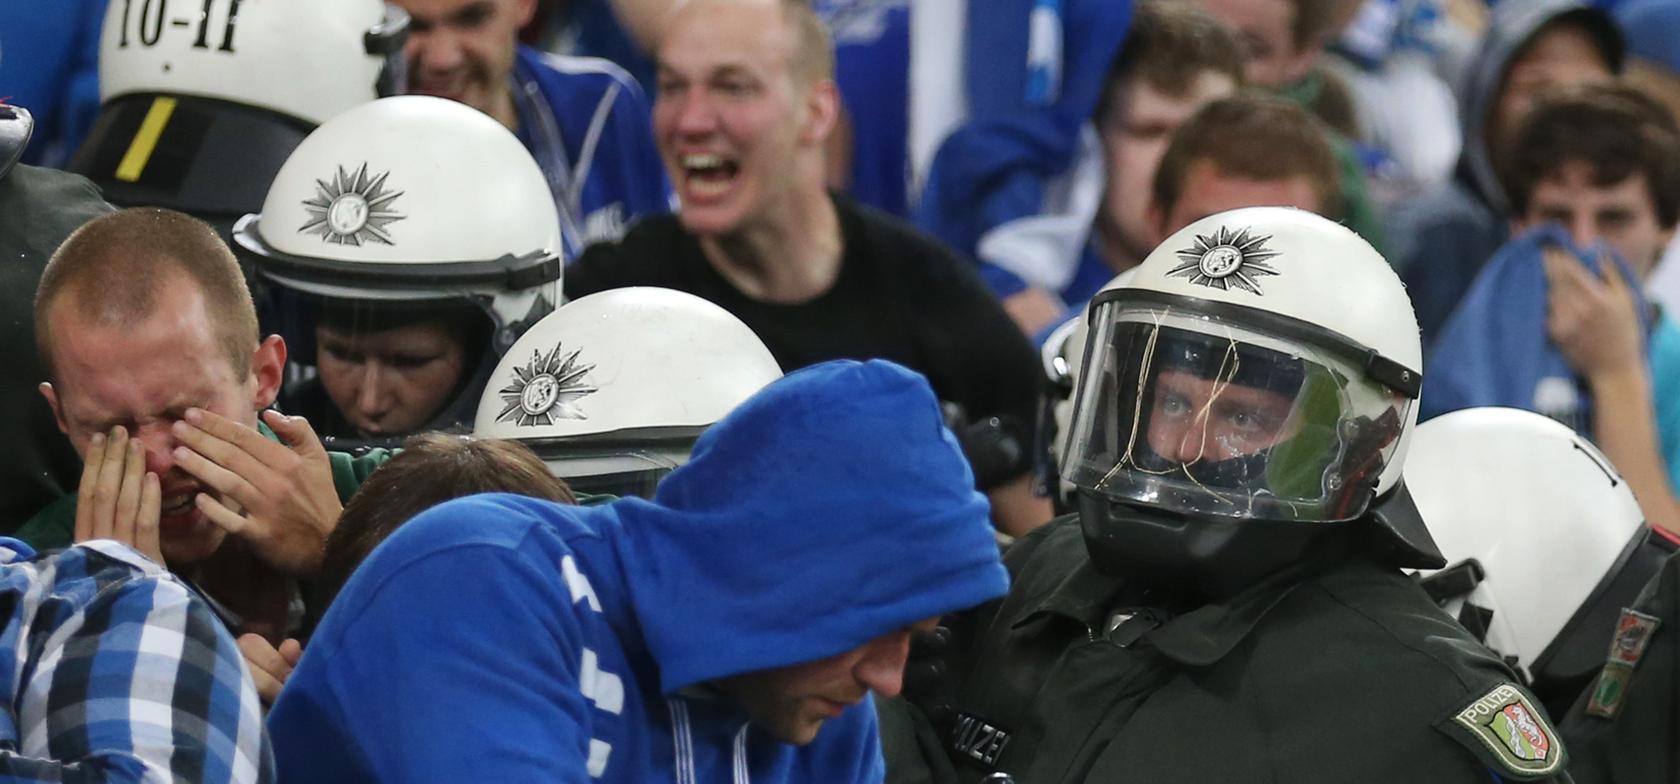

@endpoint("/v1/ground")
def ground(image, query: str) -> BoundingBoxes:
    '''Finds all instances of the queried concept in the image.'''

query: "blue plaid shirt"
[0,538,272,782]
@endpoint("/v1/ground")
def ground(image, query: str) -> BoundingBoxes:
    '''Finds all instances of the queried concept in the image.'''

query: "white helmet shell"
[235,96,562,347]
[99,0,406,126]
[243,95,560,265]
[1114,206,1422,499]
[1407,407,1647,675]
[474,287,783,476]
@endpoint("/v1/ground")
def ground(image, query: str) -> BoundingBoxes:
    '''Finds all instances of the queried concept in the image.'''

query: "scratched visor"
[1062,296,1413,523]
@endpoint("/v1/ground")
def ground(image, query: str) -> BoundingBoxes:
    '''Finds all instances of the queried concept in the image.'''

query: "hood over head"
[617,359,1010,695]
[1456,0,1622,214]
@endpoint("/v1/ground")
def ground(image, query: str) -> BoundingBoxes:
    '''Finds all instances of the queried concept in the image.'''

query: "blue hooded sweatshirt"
[267,360,1010,783]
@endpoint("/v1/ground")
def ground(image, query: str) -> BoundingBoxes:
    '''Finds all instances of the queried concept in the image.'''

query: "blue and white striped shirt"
[0,539,272,782]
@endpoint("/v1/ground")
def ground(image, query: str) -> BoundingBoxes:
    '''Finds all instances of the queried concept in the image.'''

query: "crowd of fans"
[4,0,1680,780]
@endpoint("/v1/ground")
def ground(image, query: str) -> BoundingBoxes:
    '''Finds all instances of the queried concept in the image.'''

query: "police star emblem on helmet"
[495,341,599,427]
[1167,226,1281,294]
[299,163,406,246]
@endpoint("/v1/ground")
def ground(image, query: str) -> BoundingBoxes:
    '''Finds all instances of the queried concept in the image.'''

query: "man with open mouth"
[565,0,1051,537]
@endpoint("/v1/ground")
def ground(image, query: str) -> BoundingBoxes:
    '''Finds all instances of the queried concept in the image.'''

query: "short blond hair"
[782,0,835,85]
[35,208,258,385]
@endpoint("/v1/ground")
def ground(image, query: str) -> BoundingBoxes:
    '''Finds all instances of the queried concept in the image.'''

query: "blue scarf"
[1422,226,1652,433]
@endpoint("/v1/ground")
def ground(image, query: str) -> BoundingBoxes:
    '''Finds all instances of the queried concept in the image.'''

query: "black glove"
[941,402,1029,491]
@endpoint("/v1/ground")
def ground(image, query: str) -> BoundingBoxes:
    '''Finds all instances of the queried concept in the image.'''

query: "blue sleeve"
[568,0,657,90]
[269,541,595,783]
[913,0,1131,296]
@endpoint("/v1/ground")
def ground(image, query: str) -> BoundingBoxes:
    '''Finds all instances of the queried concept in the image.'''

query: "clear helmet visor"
[1063,300,1413,523]
[533,446,692,500]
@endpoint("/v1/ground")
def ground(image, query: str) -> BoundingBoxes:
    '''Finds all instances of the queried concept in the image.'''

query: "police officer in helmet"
[884,206,1575,783]
[473,286,784,498]
[71,0,408,239]
[236,95,562,445]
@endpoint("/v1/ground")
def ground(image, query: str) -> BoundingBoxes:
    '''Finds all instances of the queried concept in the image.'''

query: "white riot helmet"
[1408,407,1676,714]
[70,0,408,227]
[235,96,563,443]
[474,287,784,498]
[1062,206,1439,593]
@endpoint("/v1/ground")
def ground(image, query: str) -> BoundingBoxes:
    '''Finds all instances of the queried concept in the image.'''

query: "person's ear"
[514,0,539,28]
[250,335,287,411]
[1280,25,1333,86]
[1146,201,1169,248]
[39,382,69,436]
[800,80,841,146]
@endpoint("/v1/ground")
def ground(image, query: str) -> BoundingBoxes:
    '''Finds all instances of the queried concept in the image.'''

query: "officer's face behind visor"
[1147,367,1301,466]
[1063,303,1412,523]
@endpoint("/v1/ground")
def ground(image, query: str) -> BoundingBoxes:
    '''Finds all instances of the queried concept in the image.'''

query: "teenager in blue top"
[1038,93,1344,349]
[395,0,670,258]
[1388,0,1623,345]
[1024,0,1242,347]
[266,360,1011,782]
[1423,85,1680,541]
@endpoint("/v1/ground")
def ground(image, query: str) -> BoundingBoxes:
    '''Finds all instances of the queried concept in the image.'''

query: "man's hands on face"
[170,408,342,578]
[238,633,302,707]
[74,426,164,565]
[1544,245,1645,381]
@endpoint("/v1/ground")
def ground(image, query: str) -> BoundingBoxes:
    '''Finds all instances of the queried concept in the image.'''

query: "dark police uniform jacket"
[1562,549,1680,784]
[0,162,110,533]
[885,516,1572,783]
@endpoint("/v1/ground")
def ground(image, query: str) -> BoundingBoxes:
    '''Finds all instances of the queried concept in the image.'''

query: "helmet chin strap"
[1076,489,1345,601]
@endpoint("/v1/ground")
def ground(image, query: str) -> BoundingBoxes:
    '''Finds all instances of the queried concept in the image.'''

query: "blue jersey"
[511,47,671,260]
[822,0,913,217]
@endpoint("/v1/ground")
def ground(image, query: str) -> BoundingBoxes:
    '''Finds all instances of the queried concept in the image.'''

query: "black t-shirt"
[566,197,1041,430]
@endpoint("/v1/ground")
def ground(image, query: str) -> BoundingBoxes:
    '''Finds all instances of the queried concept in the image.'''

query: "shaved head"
[664,0,833,87]
[35,208,258,384]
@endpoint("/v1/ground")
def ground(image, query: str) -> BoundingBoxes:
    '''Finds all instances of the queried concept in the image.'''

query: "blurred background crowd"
[5,0,1680,779]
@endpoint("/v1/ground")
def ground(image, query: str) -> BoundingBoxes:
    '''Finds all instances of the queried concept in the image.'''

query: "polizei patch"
[1444,684,1564,777]
[1166,226,1280,295]
[950,712,1012,767]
